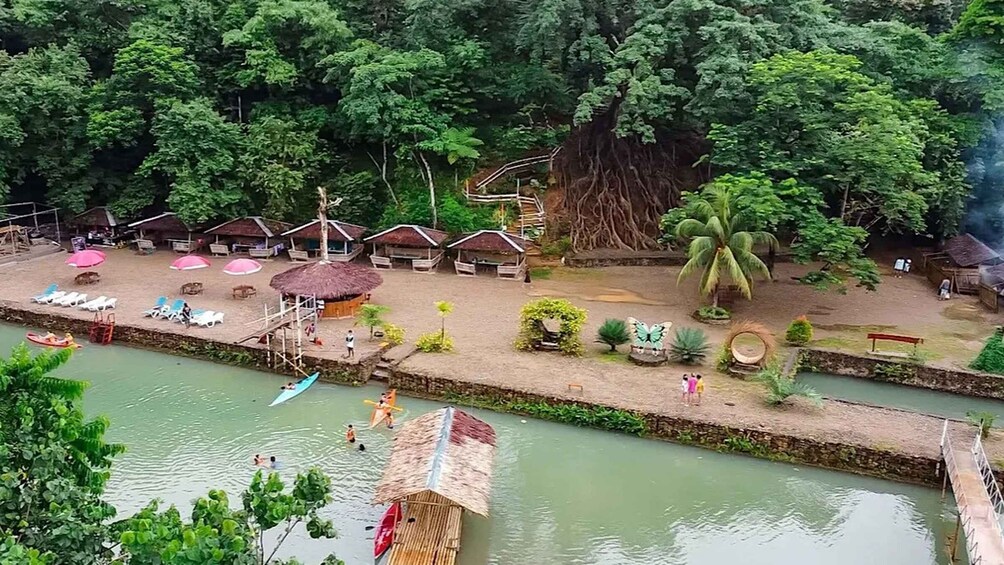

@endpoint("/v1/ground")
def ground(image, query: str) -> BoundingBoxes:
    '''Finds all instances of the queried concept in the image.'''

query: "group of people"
[253,454,279,468]
[681,374,704,406]
[41,331,74,346]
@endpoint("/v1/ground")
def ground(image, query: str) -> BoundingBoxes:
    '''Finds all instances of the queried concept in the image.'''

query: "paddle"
[363,400,403,411]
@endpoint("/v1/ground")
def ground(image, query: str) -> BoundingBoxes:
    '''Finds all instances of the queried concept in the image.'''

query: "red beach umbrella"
[170,255,211,271]
[223,258,263,276]
[66,249,106,269]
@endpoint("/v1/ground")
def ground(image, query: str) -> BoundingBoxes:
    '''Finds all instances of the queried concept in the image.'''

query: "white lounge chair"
[63,293,88,307]
[189,311,215,325]
[195,312,225,327]
[30,284,58,303]
[79,296,108,310]
[38,291,67,304]
[88,297,116,311]
[53,292,81,306]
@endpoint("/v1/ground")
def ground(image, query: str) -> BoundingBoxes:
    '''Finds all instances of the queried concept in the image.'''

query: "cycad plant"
[596,319,630,352]
[669,327,710,364]
[967,410,997,438]
[753,365,822,407]
[673,185,778,306]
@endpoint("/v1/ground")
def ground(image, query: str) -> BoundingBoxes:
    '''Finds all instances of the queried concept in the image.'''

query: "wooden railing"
[979,282,1000,313]
[463,149,557,239]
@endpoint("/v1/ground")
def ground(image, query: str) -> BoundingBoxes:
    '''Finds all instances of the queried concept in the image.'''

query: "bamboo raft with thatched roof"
[373,406,496,565]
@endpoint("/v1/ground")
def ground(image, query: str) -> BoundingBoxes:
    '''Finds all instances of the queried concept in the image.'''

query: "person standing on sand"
[344,329,355,359]
[939,278,951,301]
[893,257,905,278]
[687,374,698,405]
[695,375,704,406]
[681,375,690,405]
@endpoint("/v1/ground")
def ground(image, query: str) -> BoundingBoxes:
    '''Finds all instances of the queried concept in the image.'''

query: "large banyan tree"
[542,0,838,250]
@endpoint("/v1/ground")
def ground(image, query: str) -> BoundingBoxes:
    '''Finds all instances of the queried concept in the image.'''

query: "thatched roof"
[205,216,291,238]
[943,233,1000,267]
[70,207,119,228]
[448,230,529,253]
[269,261,383,299]
[373,407,496,516]
[127,212,193,232]
[281,219,367,242]
[364,224,449,248]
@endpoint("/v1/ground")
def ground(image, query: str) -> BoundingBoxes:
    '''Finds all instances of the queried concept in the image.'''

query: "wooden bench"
[249,248,274,260]
[136,239,155,255]
[210,243,230,257]
[181,282,203,295]
[370,255,392,269]
[497,261,526,280]
[288,249,310,262]
[412,252,444,273]
[232,285,257,299]
[172,240,191,254]
[867,333,924,358]
[454,260,476,277]
[75,271,100,285]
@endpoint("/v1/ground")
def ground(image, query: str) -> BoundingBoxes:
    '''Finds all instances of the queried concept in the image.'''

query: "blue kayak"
[268,373,319,407]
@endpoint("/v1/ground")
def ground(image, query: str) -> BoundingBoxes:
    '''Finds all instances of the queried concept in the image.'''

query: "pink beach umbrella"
[170,255,211,271]
[223,258,263,276]
[66,249,106,269]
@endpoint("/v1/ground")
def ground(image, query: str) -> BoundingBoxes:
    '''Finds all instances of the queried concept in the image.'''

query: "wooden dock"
[387,492,463,565]
[941,423,1004,564]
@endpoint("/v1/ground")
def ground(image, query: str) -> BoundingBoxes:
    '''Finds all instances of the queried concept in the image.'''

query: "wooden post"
[942,467,948,499]
[950,514,961,562]
[317,186,329,263]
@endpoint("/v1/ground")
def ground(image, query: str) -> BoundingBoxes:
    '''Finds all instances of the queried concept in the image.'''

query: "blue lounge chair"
[142,296,168,317]
[157,299,185,320]
[30,284,58,303]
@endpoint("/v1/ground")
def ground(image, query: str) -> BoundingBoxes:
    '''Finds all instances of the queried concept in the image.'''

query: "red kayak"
[374,502,402,564]
[26,332,81,349]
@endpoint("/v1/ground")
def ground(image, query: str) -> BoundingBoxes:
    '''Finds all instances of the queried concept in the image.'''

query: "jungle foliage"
[0,0,998,263]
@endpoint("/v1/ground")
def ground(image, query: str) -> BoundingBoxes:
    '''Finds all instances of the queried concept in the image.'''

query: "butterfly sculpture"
[626,317,672,355]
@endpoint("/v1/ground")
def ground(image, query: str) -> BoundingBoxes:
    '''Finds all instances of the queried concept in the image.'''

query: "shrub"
[696,306,731,320]
[596,319,630,352]
[416,331,454,353]
[970,327,1004,375]
[967,410,997,438]
[540,235,572,257]
[785,315,813,346]
[670,327,710,365]
[356,304,389,339]
[514,298,587,356]
[753,364,822,407]
[381,323,405,346]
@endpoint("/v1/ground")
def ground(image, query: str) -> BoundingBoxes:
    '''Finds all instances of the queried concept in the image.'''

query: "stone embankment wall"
[0,302,374,385]
[390,369,942,487]
[800,348,1004,400]
[564,249,795,268]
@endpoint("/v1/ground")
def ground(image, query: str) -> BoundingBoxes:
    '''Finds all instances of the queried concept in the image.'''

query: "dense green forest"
[0,0,1002,259]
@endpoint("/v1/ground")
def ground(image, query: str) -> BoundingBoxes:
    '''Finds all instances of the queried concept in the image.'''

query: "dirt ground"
[2,247,1001,464]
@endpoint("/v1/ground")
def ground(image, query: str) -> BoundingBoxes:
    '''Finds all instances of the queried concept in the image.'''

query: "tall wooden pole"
[317,186,329,264]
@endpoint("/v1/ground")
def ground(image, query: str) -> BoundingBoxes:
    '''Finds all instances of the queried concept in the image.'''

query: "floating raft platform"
[374,407,496,565]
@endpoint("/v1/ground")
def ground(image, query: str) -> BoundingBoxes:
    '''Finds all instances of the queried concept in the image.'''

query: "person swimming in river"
[346,424,356,443]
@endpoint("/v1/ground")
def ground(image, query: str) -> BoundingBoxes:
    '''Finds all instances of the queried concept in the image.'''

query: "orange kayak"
[369,389,397,428]
[26,332,81,349]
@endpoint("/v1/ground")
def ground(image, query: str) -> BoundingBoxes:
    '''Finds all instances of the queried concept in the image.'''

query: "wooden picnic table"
[181,282,203,295]
[75,271,100,285]
[232,285,257,299]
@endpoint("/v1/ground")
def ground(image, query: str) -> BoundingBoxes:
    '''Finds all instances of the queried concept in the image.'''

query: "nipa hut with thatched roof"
[373,407,496,565]
[364,224,449,272]
[448,230,530,279]
[269,261,383,318]
[280,219,367,262]
[922,233,1002,295]
[69,207,131,247]
[127,212,201,252]
[204,216,292,259]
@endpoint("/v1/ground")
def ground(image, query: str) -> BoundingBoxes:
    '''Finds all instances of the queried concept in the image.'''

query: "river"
[0,325,961,564]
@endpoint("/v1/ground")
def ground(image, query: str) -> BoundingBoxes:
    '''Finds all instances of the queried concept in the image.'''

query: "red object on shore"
[25,332,81,349]
[374,502,402,563]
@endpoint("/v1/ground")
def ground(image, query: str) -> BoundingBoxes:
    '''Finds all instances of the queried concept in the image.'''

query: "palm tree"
[673,185,778,306]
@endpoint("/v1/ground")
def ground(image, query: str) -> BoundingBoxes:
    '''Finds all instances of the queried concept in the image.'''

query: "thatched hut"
[280,219,367,262]
[373,407,496,565]
[269,261,383,318]
[204,216,292,259]
[127,212,200,252]
[448,230,530,279]
[364,224,448,272]
[69,207,131,247]
[923,233,1002,295]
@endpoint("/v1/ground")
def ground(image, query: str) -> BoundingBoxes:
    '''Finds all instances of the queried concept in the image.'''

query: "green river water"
[0,325,962,564]
[799,372,1004,426]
